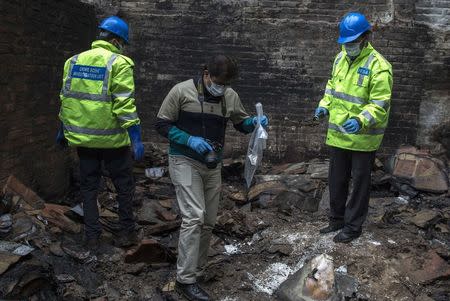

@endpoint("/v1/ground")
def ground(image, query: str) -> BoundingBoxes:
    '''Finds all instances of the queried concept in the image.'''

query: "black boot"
[333,230,361,243]
[175,281,211,301]
[319,222,344,234]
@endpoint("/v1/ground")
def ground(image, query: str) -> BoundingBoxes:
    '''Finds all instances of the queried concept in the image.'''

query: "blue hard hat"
[99,16,129,44]
[337,12,371,44]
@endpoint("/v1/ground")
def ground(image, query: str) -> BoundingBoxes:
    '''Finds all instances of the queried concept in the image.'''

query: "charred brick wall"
[0,0,96,198]
[85,0,446,162]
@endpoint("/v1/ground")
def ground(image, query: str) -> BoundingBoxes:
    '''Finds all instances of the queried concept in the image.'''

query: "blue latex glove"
[187,136,213,154]
[56,122,68,148]
[342,118,361,134]
[127,124,145,161]
[314,107,328,119]
[252,115,269,128]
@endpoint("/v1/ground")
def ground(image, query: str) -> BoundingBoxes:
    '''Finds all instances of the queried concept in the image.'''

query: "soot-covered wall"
[0,0,96,198]
[84,0,449,162]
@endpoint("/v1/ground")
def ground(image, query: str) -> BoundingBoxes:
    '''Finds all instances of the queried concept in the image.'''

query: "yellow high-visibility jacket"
[319,43,393,151]
[59,40,140,148]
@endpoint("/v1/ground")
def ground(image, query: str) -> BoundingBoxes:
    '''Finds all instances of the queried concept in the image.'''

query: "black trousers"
[328,146,376,234]
[77,147,135,239]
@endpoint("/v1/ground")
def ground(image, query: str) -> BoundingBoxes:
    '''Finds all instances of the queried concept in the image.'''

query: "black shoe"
[113,230,139,248]
[85,238,99,252]
[175,281,211,301]
[319,223,344,234]
[333,231,361,243]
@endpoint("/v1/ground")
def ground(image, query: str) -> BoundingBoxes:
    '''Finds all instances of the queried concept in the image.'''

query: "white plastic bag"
[244,103,268,188]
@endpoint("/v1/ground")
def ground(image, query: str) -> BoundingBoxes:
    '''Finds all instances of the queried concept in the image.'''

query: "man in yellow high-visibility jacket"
[56,16,144,251]
[315,12,393,243]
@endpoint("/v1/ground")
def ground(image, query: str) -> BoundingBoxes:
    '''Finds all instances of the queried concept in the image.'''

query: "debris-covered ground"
[0,144,449,300]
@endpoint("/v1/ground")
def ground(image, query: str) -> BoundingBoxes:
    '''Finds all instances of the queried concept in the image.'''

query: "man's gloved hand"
[314,107,329,119]
[252,115,269,128]
[342,118,361,134]
[187,136,213,154]
[127,124,145,161]
[56,123,68,149]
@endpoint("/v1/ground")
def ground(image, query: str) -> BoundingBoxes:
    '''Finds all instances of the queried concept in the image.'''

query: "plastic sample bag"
[244,103,268,188]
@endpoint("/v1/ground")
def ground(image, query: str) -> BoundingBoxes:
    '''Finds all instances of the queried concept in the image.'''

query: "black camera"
[204,139,223,169]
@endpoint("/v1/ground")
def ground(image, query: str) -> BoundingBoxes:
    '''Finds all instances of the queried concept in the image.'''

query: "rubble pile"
[0,144,448,300]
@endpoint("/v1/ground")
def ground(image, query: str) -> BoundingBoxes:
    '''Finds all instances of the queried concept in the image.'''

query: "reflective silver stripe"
[113,91,134,99]
[370,99,389,109]
[63,91,111,102]
[357,54,375,86]
[335,52,344,66]
[329,123,385,135]
[64,124,125,136]
[328,123,348,134]
[325,88,333,96]
[117,112,139,122]
[103,54,118,95]
[361,110,376,126]
[326,88,366,105]
[64,55,79,92]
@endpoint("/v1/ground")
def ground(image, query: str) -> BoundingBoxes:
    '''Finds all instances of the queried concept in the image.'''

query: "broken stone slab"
[9,214,37,242]
[334,272,359,300]
[158,199,174,209]
[228,191,248,205]
[307,162,329,180]
[275,191,304,214]
[407,209,441,228]
[0,252,21,276]
[146,220,181,236]
[398,250,450,284]
[137,201,160,225]
[215,210,269,238]
[389,146,448,193]
[248,180,288,201]
[0,259,55,299]
[0,214,13,234]
[2,176,45,210]
[0,240,34,255]
[284,175,319,193]
[155,207,178,222]
[40,203,81,234]
[0,241,34,275]
[255,174,319,192]
[284,163,308,175]
[124,239,175,264]
[276,254,335,301]
[61,243,96,264]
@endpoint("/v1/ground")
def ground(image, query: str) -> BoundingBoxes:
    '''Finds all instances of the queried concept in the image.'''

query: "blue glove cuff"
[127,124,142,144]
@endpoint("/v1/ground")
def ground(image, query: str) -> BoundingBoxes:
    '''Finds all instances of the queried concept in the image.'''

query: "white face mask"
[206,81,226,97]
[345,43,361,58]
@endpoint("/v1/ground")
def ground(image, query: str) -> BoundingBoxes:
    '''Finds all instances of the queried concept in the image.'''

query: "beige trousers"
[168,155,221,284]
